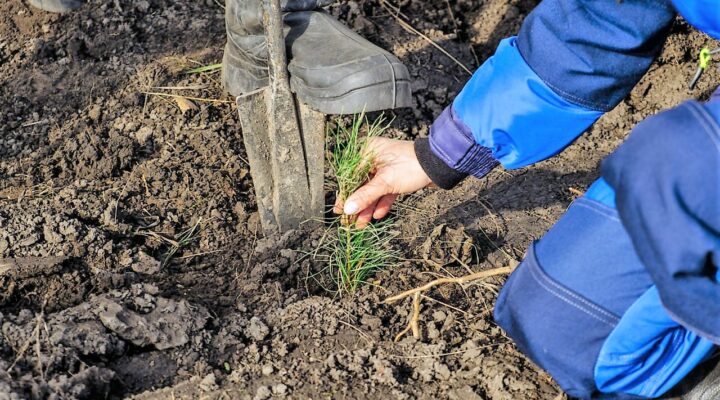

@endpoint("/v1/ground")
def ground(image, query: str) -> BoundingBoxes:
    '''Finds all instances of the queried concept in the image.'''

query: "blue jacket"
[414,0,720,397]
[415,0,719,185]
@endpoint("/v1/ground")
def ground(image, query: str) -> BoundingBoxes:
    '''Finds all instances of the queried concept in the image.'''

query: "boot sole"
[292,79,413,114]
[28,0,84,13]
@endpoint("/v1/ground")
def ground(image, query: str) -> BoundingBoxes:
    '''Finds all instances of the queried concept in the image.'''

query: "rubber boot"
[28,0,85,13]
[675,359,720,400]
[222,0,412,114]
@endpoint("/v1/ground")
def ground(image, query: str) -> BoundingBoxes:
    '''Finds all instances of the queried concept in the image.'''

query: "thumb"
[343,178,391,215]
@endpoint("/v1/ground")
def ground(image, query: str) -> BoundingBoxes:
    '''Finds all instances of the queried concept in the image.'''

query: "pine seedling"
[330,219,398,295]
[331,113,388,212]
[326,113,399,295]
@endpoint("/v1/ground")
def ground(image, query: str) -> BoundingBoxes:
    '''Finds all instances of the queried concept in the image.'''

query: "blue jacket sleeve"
[415,0,676,189]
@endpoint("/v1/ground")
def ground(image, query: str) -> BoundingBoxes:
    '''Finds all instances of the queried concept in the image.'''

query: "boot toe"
[286,11,412,114]
[222,7,413,112]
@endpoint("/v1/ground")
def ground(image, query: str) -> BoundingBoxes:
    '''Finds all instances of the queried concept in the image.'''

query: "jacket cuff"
[416,106,499,189]
[415,138,467,189]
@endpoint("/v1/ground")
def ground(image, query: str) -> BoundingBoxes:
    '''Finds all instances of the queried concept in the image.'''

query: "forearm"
[418,0,676,189]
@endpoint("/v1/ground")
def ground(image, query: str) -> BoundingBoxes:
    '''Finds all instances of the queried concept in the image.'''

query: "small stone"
[432,310,446,322]
[428,323,440,340]
[261,364,274,375]
[88,105,102,121]
[199,373,217,391]
[233,202,247,221]
[247,317,269,341]
[434,362,451,380]
[131,251,162,275]
[18,234,38,247]
[135,0,149,12]
[448,385,482,400]
[118,250,134,267]
[134,126,153,144]
[272,383,288,395]
[254,385,271,400]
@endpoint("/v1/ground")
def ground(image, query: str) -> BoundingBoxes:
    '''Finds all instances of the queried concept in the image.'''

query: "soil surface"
[1,0,718,399]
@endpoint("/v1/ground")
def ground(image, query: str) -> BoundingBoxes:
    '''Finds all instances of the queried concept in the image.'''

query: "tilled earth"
[1,0,718,399]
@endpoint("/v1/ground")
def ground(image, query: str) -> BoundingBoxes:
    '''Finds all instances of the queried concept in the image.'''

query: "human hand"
[334,138,433,228]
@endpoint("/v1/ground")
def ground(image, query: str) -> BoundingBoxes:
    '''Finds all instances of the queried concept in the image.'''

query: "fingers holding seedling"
[373,194,397,220]
[334,135,432,227]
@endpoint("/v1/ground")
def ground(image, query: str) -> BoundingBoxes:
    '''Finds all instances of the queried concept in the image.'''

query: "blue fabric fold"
[499,177,718,398]
[595,286,716,397]
[517,0,675,111]
[671,0,720,40]
[441,37,602,171]
[586,180,717,398]
[427,106,498,179]
[602,99,720,345]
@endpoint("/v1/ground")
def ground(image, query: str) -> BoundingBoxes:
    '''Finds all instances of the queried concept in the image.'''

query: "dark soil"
[0,0,718,399]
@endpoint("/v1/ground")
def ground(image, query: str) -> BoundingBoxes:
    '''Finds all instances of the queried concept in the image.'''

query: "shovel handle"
[262,0,290,85]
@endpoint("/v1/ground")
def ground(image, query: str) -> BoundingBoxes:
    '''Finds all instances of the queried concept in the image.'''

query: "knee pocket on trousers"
[494,195,653,399]
[494,244,618,398]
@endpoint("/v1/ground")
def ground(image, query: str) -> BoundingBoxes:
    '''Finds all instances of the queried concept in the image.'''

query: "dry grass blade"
[151,84,209,90]
[184,63,222,74]
[379,0,472,75]
[386,263,514,342]
[143,91,234,104]
[134,218,204,266]
[390,342,505,359]
[7,300,46,374]
[394,292,421,342]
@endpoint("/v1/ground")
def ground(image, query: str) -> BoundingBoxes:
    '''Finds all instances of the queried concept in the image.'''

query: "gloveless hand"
[334,137,433,228]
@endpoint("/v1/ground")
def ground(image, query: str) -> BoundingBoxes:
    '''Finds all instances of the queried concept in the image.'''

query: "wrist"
[414,105,500,190]
[414,138,468,190]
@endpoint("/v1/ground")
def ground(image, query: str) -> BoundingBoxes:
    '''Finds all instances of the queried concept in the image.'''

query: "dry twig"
[384,266,512,305]
[393,292,421,342]
[387,265,513,342]
[379,0,473,75]
[8,301,46,374]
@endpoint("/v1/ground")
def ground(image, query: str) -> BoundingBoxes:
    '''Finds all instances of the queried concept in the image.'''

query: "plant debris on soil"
[0,0,718,399]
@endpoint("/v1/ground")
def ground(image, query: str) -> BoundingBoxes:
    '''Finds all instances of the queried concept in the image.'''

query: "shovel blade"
[237,90,326,233]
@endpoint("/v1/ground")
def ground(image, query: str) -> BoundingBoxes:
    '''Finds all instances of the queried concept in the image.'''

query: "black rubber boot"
[28,0,85,13]
[680,360,720,400]
[222,0,412,114]
[222,0,333,97]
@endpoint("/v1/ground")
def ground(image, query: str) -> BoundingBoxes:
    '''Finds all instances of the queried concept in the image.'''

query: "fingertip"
[373,208,389,220]
[344,201,360,215]
[344,177,389,216]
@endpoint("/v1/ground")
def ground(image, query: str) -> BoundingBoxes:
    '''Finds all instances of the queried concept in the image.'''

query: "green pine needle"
[323,113,398,295]
[331,112,390,205]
